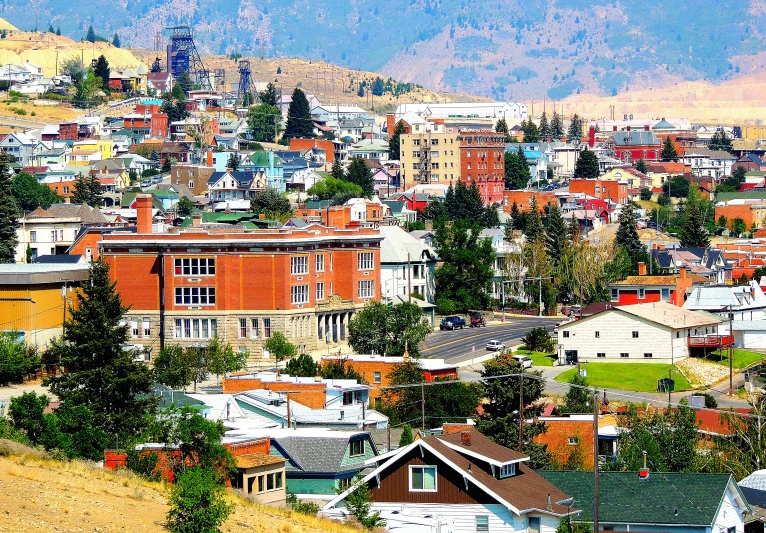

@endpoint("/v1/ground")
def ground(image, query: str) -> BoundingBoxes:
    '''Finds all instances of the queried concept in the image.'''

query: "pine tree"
[56,27,61,36]
[680,202,710,248]
[545,204,568,264]
[661,136,678,162]
[226,152,239,171]
[112,33,120,48]
[48,24,54,33]
[258,82,279,107]
[85,25,96,43]
[523,120,540,143]
[388,121,406,161]
[573,148,600,179]
[87,173,103,207]
[284,88,313,139]
[495,118,510,142]
[47,260,156,437]
[615,204,649,273]
[331,158,345,181]
[0,152,19,263]
[539,111,550,139]
[635,159,648,174]
[567,114,583,143]
[524,198,545,243]
[71,175,90,205]
[346,158,373,197]
[550,111,564,139]
[94,55,110,91]
[399,424,414,446]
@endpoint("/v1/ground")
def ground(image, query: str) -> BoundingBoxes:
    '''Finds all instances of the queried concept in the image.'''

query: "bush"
[521,327,555,353]
[639,188,652,201]
[126,449,163,481]
[701,393,718,408]
[166,467,232,533]
[287,493,319,516]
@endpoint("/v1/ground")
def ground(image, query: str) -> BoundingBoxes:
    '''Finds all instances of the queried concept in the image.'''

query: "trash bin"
[657,379,666,392]
[667,379,675,392]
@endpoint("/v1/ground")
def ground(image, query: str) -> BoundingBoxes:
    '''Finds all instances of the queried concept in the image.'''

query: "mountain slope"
[2,0,765,100]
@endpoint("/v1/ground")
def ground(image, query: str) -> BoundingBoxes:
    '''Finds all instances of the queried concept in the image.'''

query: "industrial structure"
[166,25,212,91]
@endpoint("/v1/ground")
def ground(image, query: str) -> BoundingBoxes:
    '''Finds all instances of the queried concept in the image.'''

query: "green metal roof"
[539,470,741,527]
[716,191,766,201]
[248,150,283,167]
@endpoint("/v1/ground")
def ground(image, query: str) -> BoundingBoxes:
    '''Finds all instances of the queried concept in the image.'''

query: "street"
[421,316,562,364]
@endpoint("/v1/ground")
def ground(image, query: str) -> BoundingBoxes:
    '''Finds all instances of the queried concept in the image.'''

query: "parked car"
[512,355,533,368]
[486,340,505,351]
[151,176,163,184]
[440,316,466,330]
[140,180,151,188]
[469,312,486,328]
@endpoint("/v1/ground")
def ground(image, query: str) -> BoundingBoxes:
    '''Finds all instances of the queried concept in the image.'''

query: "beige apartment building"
[399,131,461,191]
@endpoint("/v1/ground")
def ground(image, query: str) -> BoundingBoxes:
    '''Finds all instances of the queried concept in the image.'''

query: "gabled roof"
[207,170,256,187]
[272,433,374,474]
[45,203,108,224]
[610,131,661,147]
[613,273,711,286]
[379,225,436,264]
[540,471,747,527]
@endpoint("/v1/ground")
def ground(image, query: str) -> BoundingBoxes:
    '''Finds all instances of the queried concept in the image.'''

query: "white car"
[486,340,505,351]
[512,355,533,369]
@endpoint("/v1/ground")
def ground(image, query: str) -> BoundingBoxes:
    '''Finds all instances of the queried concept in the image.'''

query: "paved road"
[421,316,561,364]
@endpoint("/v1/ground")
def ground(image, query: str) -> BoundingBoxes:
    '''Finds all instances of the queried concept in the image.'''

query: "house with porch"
[609,265,714,306]
[207,170,267,202]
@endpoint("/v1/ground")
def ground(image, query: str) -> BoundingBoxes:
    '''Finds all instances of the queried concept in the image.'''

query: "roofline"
[99,234,384,248]
[437,438,529,467]
[556,306,720,331]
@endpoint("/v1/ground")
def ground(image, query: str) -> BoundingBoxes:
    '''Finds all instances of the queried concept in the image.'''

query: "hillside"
[0,441,359,533]
[1,0,765,100]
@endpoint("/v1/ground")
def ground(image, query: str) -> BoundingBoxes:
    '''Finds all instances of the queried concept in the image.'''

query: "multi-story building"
[680,148,737,179]
[459,131,505,204]
[100,195,383,358]
[399,131,461,191]
[569,178,629,205]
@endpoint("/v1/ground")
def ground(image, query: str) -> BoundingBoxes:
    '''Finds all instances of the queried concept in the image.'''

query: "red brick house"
[609,265,713,306]
[459,131,505,204]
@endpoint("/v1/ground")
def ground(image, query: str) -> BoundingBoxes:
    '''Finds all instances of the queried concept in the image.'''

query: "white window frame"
[239,318,247,338]
[316,282,325,301]
[130,318,139,337]
[142,317,151,337]
[498,463,515,478]
[291,255,309,275]
[358,280,375,299]
[291,285,310,304]
[409,465,437,492]
[358,251,374,271]
[174,257,215,276]
[251,318,259,338]
[315,254,325,272]
[174,287,216,306]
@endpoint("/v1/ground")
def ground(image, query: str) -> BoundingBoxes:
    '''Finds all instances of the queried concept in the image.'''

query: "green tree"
[307,176,362,200]
[545,204,568,264]
[73,69,104,108]
[94,55,110,91]
[177,197,194,217]
[567,114,583,143]
[557,518,593,533]
[475,352,551,468]
[285,353,317,377]
[345,476,384,530]
[707,392,766,479]
[161,156,177,173]
[85,25,96,43]
[573,148,599,179]
[284,88,314,139]
[0,152,20,263]
[345,158,374,197]
[522,119,541,143]
[166,467,232,533]
[371,76,384,97]
[41,402,111,460]
[433,218,495,313]
[61,57,85,85]
[615,204,649,274]
[717,215,728,230]
[550,111,564,139]
[639,188,652,201]
[562,373,591,414]
[524,198,545,243]
[495,118,511,142]
[264,332,296,366]
[250,190,291,220]
[679,201,710,248]
[331,158,345,181]
[732,217,747,236]
[347,301,432,358]
[8,391,48,445]
[258,82,279,107]
[661,136,679,161]
[504,147,531,189]
[176,71,193,95]
[388,121,406,160]
[72,174,103,207]
[112,33,121,47]
[635,158,648,174]
[245,103,282,143]
[539,112,550,139]
[205,337,246,381]
[320,358,365,382]
[161,91,190,123]
[662,175,690,198]
[0,331,39,384]
[47,260,156,438]
[226,152,239,171]
[443,180,498,228]
[399,424,414,446]
[709,129,734,154]
[154,345,193,389]
[521,327,554,352]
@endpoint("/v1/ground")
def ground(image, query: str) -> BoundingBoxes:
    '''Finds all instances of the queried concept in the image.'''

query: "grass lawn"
[514,349,557,367]
[636,199,660,210]
[554,363,692,393]
[704,349,765,370]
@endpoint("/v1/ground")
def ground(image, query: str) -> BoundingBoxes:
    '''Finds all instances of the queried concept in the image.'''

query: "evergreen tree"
[112,33,120,48]
[539,111,550,139]
[504,147,531,189]
[48,24,54,33]
[495,118,511,142]
[258,82,279,107]
[94,55,110,91]
[85,25,96,43]
[573,148,600,179]
[709,129,734,154]
[550,111,564,139]
[562,373,591,414]
[47,260,156,438]
[545,204,568,264]
[679,202,710,248]
[615,204,649,274]
[226,152,239,171]
[245,103,282,143]
[567,114,583,143]
[635,158,648,174]
[346,158,374,197]
[56,27,61,36]
[399,424,414,446]
[523,120,541,143]
[524,198,545,243]
[330,158,345,181]
[87,173,104,207]
[71,175,90,205]
[388,121,406,161]
[284,88,314,139]
[661,136,678,162]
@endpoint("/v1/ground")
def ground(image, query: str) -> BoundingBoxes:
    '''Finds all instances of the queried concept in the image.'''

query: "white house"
[312,105,369,123]
[681,148,736,179]
[556,301,722,364]
[0,131,38,165]
[395,101,528,121]
[322,429,576,533]
[379,225,437,304]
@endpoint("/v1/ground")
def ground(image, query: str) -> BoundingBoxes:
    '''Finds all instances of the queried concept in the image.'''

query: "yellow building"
[73,139,116,162]
[601,167,654,189]
[399,131,461,191]
[0,263,89,349]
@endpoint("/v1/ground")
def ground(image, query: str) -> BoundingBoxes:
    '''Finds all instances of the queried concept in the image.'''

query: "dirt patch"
[676,357,728,388]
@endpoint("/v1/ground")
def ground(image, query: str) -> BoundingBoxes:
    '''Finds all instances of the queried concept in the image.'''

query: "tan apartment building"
[399,131,461,191]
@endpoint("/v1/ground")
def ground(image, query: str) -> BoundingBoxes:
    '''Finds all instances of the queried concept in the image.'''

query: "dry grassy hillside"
[0,440,360,533]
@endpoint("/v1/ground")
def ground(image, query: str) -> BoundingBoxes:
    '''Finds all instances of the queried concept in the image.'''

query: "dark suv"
[440,316,466,330]
[469,312,486,327]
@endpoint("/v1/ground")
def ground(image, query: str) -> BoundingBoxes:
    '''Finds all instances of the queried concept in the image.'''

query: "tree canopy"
[573,148,599,179]
[307,175,362,200]
[245,103,282,143]
[615,204,649,274]
[347,301,432,358]
[504,146,531,189]
[284,88,314,139]
[661,136,679,162]
[0,152,20,263]
[250,190,292,220]
[345,158,374,197]
[11,172,61,212]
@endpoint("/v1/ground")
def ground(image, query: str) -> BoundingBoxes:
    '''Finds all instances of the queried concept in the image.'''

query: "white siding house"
[557,301,721,364]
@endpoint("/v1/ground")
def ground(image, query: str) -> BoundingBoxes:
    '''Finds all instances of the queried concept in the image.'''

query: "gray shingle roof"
[274,434,371,474]
[610,131,661,147]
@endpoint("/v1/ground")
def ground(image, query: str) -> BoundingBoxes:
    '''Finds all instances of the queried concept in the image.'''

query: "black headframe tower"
[166,25,212,91]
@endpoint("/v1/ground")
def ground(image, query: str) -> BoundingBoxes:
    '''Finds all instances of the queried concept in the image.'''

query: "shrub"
[521,327,554,353]
[286,493,319,516]
[166,467,232,533]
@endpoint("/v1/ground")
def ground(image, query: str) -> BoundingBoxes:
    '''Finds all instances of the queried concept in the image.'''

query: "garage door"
[743,331,766,349]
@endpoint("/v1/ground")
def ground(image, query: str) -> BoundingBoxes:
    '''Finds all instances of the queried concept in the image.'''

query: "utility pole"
[286,391,291,428]
[518,371,524,452]
[407,252,411,303]
[60,278,73,335]
[729,310,735,396]
[593,390,607,533]
[421,383,426,432]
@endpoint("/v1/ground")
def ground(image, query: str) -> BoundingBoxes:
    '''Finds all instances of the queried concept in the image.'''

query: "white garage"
[732,321,766,349]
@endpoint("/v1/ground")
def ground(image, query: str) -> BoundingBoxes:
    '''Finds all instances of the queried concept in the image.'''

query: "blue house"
[240,151,286,193]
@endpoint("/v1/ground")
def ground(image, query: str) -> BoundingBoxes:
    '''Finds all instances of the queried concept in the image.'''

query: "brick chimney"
[386,113,396,140]
[588,126,595,148]
[644,124,650,131]
[638,262,647,276]
[460,431,472,446]
[135,194,153,234]
[679,267,687,279]
[192,213,202,227]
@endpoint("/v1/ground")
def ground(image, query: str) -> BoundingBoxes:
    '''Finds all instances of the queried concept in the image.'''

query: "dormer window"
[498,463,516,479]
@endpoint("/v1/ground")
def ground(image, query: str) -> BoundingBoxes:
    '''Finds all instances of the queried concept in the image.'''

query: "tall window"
[291,285,309,304]
[29,231,36,242]
[358,252,374,271]
[358,280,375,298]
[251,318,259,338]
[410,466,437,491]
[174,258,215,276]
[174,318,217,339]
[174,287,216,305]
[239,318,247,338]
[316,282,325,301]
[142,318,151,337]
[130,318,139,337]
[315,254,325,272]
[350,439,365,457]
[263,318,272,338]
[291,256,309,275]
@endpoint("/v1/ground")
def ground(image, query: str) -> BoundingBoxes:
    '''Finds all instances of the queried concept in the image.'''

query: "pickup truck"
[440,316,466,330]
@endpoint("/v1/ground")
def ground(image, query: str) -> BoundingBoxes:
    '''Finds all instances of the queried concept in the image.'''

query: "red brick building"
[459,131,505,204]
[503,190,558,213]
[569,179,629,205]
[100,196,383,357]
[609,266,712,306]
[123,103,169,139]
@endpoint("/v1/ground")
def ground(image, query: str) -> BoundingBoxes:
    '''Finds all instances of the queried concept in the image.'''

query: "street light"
[729,311,734,396]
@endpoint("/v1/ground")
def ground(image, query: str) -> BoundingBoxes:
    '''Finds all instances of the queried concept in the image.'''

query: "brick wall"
[221,377,327,408]
[533,420,595,469]
[225,438,270,456]
[503,190,557,213]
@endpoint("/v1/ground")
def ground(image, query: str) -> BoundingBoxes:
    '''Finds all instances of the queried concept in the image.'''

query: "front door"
[565,350,578,364]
